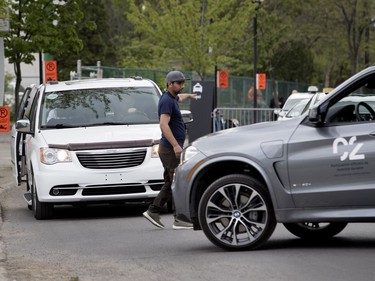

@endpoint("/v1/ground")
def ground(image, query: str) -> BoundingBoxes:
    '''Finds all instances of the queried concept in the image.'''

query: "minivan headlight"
[151,144,159,158]
[40,148,72,165]
[181,146,199,163]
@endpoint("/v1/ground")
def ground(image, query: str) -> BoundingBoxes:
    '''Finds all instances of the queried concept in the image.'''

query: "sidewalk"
[0,131,12,190]
[0,131,12,280]
[0,131,11,143]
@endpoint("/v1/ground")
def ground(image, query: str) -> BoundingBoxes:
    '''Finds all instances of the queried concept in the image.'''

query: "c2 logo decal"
[333,136,365,161]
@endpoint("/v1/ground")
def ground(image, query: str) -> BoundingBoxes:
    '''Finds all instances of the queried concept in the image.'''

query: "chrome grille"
[76,149,147,169]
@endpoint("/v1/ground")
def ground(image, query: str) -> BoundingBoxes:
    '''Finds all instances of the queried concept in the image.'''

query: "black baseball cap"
[166,71,190,83]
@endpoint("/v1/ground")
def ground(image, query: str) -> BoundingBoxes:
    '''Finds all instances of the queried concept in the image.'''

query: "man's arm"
[178,93,197,102]
[160,113,182,157]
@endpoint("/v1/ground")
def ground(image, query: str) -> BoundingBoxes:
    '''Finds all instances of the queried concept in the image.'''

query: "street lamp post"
[252,0,263,123]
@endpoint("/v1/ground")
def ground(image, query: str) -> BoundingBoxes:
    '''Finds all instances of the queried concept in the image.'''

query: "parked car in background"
[277,86,319,120]
[172,66,375,251]
[279,91,329,120]
[11,78,166,219]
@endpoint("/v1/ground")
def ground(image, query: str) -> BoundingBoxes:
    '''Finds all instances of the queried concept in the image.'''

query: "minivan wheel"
[283,222,348,240]
[198,174,276,251]
[32,175,54,220]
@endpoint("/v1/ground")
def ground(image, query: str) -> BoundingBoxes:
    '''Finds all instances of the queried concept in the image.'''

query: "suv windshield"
[39,87,160,128]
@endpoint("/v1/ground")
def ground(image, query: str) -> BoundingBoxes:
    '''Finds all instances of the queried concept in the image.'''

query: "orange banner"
[257,73,266,90]
[217,70,229,89]
[44,60,58,82]
[0,106,10,132]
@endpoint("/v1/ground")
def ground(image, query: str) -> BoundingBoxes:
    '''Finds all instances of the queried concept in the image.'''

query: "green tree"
[125,0,219,79]
[333,0,375,74]
[55,0,104,80]
[123,0,309,84]
[5,0,375,104]
[105,0,133,67]
[277,0,375,86]
[270,41,314,83]
[4,0,83,114]
[56,0,132,80]
[206,0,259,77]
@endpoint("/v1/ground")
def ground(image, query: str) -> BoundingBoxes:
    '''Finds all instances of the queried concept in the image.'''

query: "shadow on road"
[262,235,375,251]
[52,202,150,220]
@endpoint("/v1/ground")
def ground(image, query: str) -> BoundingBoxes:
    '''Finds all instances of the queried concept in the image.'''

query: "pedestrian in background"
[247,86,268,123]
[214,109,224,131]
[270,95,285,120]
[248,86,267,108]
[143,70,197,230]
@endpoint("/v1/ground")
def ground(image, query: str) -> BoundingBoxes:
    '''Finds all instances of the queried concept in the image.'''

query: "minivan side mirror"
[15,119,32,134]
[181,110,193,124]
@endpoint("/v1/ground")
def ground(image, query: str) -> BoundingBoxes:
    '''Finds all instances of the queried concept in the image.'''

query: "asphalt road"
[1,132,375,281]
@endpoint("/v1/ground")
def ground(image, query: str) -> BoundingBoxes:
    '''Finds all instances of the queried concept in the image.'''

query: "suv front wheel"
[198,174,276,251]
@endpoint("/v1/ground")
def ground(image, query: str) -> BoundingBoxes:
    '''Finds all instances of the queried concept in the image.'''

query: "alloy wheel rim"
[205,183,268,247]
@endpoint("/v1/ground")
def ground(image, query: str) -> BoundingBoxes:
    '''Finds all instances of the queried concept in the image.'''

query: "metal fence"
[77,63,312,110]
[212,107,277,132]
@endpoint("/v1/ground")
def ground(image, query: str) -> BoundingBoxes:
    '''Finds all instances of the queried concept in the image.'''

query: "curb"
[0,132,12,280]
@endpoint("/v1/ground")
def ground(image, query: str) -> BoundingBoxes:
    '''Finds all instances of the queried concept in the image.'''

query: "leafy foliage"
[4,0,83,113]
[4,0,375,102]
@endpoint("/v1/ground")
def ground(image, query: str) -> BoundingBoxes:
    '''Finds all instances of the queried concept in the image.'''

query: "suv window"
[326,78,375,123]
[39,86,160,128]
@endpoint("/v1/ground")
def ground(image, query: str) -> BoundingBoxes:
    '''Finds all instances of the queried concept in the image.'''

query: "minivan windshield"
[39,87,160,129]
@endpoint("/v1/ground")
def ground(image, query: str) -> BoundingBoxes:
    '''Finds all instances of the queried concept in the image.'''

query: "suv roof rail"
[47,80,59,85]
[130,76,143,80]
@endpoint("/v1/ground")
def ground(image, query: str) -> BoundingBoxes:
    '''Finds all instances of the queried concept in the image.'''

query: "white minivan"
[11,78,176,219]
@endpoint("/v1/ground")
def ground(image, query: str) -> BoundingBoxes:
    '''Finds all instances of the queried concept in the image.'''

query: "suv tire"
[198,174,276,251]
[283,222,348,240]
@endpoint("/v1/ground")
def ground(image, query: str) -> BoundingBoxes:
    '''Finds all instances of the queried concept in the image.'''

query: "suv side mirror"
[309,103,328,126]
[308,107,319,123]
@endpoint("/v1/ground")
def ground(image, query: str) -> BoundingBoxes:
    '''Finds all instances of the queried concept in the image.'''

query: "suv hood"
[192,118,302,156]
[40,124,160,145]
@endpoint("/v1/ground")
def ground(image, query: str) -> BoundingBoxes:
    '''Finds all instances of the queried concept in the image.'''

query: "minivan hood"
[40,124,161,145]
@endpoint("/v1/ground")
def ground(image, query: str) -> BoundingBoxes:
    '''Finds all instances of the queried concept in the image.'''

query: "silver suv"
[172,66,375,250]
[11,78,165,219]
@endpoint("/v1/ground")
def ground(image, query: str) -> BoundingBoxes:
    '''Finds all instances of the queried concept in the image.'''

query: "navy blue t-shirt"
[159,91,185,148]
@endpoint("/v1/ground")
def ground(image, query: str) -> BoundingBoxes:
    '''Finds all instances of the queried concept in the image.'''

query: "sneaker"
[143,210,165,229]
[173,219,193,230]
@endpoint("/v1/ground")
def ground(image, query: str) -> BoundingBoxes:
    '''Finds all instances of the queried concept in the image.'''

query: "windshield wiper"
[83,122,131,127]
[44,124,76,129]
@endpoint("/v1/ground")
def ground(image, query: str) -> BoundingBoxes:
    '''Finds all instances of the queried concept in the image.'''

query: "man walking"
[143,71,197,229]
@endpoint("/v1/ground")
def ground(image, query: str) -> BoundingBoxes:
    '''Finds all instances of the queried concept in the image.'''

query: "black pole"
[253,11,258,122]
[39,52,43,84]
[214,65,218,110]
